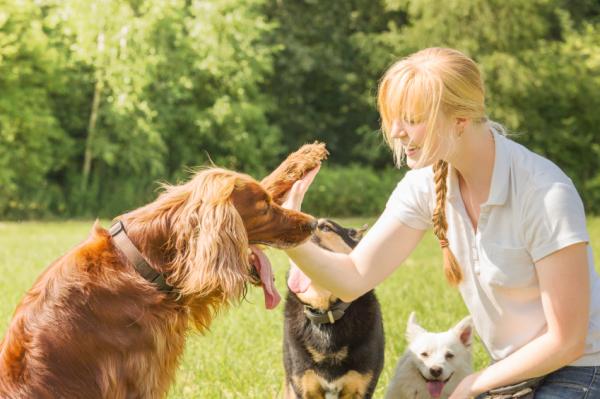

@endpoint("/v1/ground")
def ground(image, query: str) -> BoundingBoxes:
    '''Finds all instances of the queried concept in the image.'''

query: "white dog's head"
[405,312,473,398]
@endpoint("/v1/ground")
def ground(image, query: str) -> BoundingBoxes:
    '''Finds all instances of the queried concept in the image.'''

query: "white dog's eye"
[420,352,429,358]
[445,352,454,360]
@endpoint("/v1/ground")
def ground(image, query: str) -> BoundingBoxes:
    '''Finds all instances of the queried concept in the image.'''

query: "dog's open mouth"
[249,245,281,309]
[419,372,454,398]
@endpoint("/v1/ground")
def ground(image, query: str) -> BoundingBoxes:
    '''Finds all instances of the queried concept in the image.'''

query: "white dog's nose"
[430,366,443,378]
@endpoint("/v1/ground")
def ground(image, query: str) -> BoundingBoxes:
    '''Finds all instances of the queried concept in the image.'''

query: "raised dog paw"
[261,142,329,204]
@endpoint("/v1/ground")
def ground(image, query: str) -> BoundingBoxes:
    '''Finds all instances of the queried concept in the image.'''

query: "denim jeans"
[476,366,600,399]
[535,366,600,398]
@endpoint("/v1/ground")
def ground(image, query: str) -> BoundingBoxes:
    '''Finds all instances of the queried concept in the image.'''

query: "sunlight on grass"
[0,218,598,398]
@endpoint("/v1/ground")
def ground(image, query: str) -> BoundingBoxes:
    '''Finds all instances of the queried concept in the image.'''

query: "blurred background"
[1,0,599,220]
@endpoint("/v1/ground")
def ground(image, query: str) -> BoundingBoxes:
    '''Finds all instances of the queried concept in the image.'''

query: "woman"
[282,47,600,398]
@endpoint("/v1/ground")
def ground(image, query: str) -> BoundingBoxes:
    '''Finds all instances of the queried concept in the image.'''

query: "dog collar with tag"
[303,301,351,325]
[109,220,174,294]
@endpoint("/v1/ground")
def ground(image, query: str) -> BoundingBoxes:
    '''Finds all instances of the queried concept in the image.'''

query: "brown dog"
[0,144,327,399]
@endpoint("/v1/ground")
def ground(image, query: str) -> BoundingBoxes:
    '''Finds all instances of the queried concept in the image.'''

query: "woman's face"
[390,112,458,169]
[390,118,429,169]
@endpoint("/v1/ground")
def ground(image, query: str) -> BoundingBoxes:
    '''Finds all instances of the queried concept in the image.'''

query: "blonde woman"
[282,47,600,398]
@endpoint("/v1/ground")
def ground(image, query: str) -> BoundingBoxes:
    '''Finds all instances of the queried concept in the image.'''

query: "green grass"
[1,218,599,398]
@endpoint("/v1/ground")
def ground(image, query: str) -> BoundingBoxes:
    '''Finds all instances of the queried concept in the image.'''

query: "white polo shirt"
[385,130,600,366]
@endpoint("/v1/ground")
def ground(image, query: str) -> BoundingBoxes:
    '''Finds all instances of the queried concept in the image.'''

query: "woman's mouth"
[405,145,421,156]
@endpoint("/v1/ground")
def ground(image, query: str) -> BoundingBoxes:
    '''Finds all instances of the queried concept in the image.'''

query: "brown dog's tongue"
[287,261,311,294]
[249,246,281,309]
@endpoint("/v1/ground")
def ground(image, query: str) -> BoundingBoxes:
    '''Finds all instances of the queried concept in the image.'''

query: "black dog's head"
[311,218,368,254]
[288,218,368,310]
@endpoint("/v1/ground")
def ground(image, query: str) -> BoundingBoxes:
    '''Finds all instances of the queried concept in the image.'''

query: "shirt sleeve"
[385,170,433,230]
[522,182,590,262]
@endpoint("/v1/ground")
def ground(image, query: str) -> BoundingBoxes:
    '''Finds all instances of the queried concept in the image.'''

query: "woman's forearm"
[471,331,585,394]
[285,241,367,302]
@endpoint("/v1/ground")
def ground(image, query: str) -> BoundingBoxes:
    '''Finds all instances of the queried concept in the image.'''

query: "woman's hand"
[449,372,484,399]
[281,163,321,211]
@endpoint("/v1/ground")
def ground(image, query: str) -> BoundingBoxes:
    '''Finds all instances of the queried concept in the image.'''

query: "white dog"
[385,312,474,399]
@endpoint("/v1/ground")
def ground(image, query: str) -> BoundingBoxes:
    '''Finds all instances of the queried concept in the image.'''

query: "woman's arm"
[286,211,426,302]
[281,165,426,302]
[451,242,590,398]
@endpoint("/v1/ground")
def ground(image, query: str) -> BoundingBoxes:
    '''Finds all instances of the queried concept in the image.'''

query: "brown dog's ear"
[167,172,250,311]
[261,142,328,204]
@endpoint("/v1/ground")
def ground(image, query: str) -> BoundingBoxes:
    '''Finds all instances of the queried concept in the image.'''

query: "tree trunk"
[81,77,103,193]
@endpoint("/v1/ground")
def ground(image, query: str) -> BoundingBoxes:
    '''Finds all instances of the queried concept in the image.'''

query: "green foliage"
[0,0,599,218]
[261,0,404,168]
[302,165,403,217]
[146,0,281,180]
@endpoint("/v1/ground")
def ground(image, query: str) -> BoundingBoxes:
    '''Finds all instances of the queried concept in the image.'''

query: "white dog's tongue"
[427,381,445,398]
[249,246,280,309]
[287,261,311,294]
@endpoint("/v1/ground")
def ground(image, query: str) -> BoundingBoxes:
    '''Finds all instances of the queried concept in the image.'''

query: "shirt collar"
[446,129,510,207]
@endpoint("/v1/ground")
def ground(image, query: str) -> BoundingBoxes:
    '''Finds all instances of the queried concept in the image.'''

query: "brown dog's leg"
[261,142,328,204]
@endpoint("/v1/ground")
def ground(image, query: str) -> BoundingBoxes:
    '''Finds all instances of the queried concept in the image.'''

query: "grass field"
[1,218,599,398]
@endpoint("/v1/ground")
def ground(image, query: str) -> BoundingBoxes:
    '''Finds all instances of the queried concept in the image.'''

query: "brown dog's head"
[125,168,316,320]
[288,218,367,309]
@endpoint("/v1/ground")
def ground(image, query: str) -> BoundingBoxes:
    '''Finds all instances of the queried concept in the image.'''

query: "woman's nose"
[390,120,406,139]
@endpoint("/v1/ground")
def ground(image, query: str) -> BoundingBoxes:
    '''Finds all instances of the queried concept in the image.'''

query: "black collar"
[109,220,174,294]
[303,300,351,325]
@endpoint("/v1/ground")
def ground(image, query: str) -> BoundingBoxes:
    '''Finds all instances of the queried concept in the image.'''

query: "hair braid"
[432,160,463,285]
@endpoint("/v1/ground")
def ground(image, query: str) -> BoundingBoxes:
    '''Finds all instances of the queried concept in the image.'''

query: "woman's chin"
[405,156,421,169]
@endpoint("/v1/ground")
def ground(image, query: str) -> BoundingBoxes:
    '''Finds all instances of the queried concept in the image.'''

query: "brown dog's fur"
[0,143,327,399]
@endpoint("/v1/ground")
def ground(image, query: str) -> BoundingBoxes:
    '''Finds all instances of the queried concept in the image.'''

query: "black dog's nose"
[430,366,443,378]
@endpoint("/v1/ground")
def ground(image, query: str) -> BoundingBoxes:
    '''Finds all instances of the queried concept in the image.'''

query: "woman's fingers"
[281,163,321,211]
[299,164,321,192]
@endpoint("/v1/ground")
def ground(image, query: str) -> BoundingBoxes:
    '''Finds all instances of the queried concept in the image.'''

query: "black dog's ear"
[350,224,368,240]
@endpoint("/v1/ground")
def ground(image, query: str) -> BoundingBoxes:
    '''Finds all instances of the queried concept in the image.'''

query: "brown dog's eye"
[257,201,270,215]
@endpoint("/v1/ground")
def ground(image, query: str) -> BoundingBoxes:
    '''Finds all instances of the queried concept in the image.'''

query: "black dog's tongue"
[249,246,281,309]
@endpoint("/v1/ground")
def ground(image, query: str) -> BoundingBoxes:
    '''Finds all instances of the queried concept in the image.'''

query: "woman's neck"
[446,123,495,205]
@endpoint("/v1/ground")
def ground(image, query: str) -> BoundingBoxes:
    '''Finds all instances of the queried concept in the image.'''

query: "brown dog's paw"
[261,142,329,204]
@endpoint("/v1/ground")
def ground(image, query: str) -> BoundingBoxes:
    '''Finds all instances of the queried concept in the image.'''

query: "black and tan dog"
[283,219,384,399]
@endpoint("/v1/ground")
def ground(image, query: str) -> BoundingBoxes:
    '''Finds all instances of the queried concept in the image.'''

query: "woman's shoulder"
[501,134,574,190]
[403,165,435,182]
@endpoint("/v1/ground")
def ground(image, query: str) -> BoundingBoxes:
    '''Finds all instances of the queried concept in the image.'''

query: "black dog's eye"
[319,224,332,232]
[420,352,429,358]
[445,352,454,360]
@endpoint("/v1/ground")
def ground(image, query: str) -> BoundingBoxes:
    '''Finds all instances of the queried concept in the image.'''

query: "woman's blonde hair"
[377,47,488,286]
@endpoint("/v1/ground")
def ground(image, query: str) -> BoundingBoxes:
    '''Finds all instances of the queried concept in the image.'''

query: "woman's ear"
[456,117,468,136]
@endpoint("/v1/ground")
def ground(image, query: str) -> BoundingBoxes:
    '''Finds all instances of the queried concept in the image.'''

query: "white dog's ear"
[453,316,473,347]
[406,312,426,342]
